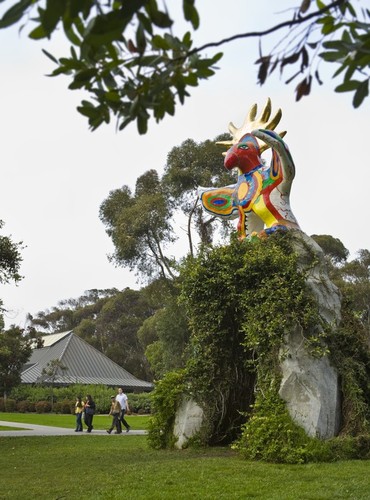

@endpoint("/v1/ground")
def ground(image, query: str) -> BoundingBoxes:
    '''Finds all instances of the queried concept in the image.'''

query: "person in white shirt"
[116,387,131,432]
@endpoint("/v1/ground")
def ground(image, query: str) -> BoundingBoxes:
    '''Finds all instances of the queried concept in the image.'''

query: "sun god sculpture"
[199,99,300,240]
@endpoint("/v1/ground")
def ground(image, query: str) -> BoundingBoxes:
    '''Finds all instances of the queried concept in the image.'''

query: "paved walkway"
[0,420,147,437]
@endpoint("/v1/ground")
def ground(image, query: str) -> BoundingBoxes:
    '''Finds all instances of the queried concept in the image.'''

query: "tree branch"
[187,197,199,258]
[145,237,168,279]
[147,233,176,280]
[187,0,345,56]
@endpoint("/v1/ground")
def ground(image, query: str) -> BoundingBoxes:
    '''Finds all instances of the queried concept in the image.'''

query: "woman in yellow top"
[74,396,84,432]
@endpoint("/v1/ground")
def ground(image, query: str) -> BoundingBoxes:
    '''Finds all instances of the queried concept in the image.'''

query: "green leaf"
[41,48,58,64]
[137,113,148,135]
[183,0,199,30]
[211,52,223,64]
[353,79,369,108]
[137,12,153,35]
[118,116,134,131]
[68,68,97,89]
[182,31,192,48]
[136,22,147,53]
[105,90,121,103]
[102,72,117,89]
[320,51,342,62]
[335,80,361,92]
[149,9,172,29]
[83,3,146,47]
[29,24,48,40]
[40,0,65,35]
[63,23,82,46]
[343,63,356,82]
[0,0,32,29]
[332,62,347,78]
[323,40,351,51]
[77,103,99,119]
[151,35,171,50]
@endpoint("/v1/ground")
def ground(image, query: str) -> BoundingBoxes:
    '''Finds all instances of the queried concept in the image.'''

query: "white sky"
[1,1,369,328]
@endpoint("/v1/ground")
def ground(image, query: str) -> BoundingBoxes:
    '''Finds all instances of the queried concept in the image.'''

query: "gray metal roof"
[21,331,153,391]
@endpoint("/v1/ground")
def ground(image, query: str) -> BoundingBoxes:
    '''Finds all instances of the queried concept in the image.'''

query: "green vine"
[147,231,370,462]
[233,378,311,464]
[147,369,187,449]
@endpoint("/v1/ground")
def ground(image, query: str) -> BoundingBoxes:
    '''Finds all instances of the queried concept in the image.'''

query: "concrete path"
[0,420,147,437]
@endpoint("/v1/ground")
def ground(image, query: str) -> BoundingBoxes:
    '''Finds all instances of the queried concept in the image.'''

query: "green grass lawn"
[0,435,369,500]
[1,413,369,499]
[0,412,150,430]
[0,425,27,430]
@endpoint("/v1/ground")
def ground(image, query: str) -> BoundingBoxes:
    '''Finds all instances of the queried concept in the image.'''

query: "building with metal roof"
[21,331,153,391]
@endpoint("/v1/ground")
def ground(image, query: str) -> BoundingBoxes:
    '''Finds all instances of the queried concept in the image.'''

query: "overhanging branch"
[187,0,345,56]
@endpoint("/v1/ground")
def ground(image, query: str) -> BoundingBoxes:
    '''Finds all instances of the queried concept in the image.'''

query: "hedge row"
[1,385,152,414]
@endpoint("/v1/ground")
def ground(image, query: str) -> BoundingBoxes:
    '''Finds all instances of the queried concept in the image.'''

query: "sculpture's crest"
[199,99,300,240]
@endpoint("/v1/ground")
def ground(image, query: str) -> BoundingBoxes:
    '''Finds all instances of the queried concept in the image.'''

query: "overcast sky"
[1,1,369,328]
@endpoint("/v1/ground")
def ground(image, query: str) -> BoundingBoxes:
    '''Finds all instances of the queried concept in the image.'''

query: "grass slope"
[0,413,369,499]
[0,435,369,499]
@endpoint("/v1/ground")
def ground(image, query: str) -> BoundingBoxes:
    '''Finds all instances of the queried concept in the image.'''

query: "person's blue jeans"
[75,412,83,431]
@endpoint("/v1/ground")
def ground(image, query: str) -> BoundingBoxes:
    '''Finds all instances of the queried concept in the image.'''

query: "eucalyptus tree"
[100,169,176,281]
[28,287,155,380]
[162,134,235,254]
[138,279,190,378]
[93,288,154,380]
[28,288,119,333]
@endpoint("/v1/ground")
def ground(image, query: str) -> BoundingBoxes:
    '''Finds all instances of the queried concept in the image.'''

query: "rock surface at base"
[279,232,341,438]
[173,398,204,449]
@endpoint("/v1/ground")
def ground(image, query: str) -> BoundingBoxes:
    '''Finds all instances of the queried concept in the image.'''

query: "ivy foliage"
[148,233,324,448]
[181,233,327,445]
[233,380,312,464]
[148,231,370,462]
[147,369,187,450]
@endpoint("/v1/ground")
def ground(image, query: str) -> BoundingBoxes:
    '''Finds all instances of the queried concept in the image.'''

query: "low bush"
[35,401,51,413]
[16,400,35,413]
[129,392,151,414]
[8,385,152,414]
[0,398,17,412]
[54,400,74,414]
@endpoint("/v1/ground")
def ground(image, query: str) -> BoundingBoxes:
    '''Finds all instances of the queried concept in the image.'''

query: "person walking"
[74,396,84,432]
[116,387,131,432]
[106,396,122,434]
[84,394,96,433]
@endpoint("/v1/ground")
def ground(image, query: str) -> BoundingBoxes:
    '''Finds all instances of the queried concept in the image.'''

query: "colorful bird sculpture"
[199,100,300,240]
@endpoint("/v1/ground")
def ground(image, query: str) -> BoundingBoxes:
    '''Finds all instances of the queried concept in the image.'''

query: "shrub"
[1,398,17,412]
[16,400,35,413]
[233,382,312,464]
[8,385,152,415]
[35,401,51,413]
[129,393,151,414]
[54,400,74,414]
[0,398,17,412]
